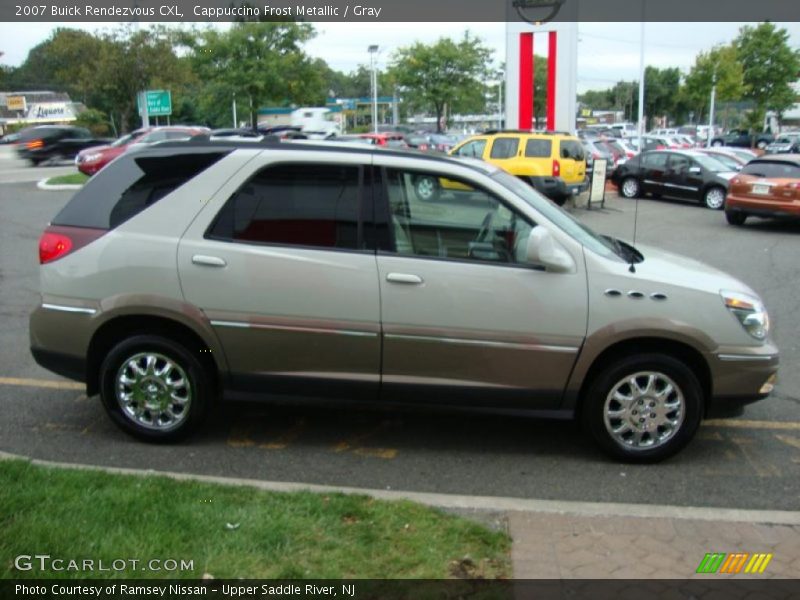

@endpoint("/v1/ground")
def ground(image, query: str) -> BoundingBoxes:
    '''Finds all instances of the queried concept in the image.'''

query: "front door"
[664,153,701,200]
[374,164,588,409]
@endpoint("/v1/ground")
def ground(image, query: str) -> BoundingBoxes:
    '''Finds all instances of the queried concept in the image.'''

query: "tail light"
[552,159,560,177]
[656,145,665,150]
[27,139,44,149]
[419,144,428,151]
[38,225,106,264]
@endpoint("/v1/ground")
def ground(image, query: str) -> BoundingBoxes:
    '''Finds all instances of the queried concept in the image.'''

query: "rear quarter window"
[524,139,552,158]
[52,150,228,230]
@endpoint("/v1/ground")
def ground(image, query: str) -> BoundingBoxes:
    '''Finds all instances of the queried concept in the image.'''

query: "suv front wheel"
[100,335,211,442]
[413,175,440,202]
[582,353,703,462]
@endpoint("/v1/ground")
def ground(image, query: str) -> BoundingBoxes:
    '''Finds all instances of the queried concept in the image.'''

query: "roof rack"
[481,129,574,136]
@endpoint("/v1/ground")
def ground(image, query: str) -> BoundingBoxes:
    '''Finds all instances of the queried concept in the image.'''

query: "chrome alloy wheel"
[704,187,726,210]
[603,371,685,451]
[621,178,639,198]
[415,176,437,200]
[115,352,191,431]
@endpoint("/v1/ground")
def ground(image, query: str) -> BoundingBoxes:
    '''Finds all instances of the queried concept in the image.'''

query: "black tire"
[100,335,211,442]
[711,140,724,147]
[581,353,703,463]
[726,211,747,226]
[619,177,640,199]
[413,175,440,202]
[30,158,43,166]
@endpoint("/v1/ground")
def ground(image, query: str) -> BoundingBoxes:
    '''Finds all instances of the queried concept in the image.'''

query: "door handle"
[386,273,423,285]
[192,254,227,267]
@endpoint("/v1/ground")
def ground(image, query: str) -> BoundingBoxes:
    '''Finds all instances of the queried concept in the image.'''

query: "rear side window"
[642,153,668,169]
[525,139,552,157]
[559,140,584,160]
[208,163,361,250]
[490,137,519,159]
[52,151,227,230]
[741,161,800,179]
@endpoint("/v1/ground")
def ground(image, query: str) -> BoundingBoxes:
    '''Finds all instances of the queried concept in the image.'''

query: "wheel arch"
[86,314,223,397]
[573,337,712,420]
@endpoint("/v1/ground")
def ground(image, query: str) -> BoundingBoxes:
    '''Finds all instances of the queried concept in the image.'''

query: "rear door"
[663,153,699,200]
[640,152,668,195]
[178,152,382,400]
[487,136,522,173]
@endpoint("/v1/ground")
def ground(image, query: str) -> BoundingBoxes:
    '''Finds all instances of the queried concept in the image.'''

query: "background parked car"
[764,133,800,154]
[16,125,111,166]
[76,126,207,175]
[711,129,774,149]
[696,148,748,171]
[725,154,800,226]
[581,138,616,179]
[612,149,736,209]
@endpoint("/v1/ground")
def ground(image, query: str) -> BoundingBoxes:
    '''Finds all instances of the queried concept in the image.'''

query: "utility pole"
[232,92,237,128]
[368,45,379,134]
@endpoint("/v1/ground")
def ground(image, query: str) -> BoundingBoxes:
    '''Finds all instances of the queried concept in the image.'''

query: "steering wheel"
[475,210,496,244]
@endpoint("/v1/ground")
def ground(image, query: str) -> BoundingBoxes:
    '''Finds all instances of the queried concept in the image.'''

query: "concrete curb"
[37,178,84,191]
[2,450,799,526]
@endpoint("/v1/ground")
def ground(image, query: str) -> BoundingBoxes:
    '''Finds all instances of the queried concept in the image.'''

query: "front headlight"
[721,290,769,340]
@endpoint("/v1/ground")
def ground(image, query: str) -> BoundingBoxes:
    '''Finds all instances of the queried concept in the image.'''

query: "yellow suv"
[446,130,587,206]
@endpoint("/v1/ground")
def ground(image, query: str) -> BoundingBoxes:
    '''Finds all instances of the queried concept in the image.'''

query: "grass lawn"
[45,172,89,186]
[0,460,511,579]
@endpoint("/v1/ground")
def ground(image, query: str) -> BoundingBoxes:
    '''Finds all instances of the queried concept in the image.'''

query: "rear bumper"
[726,195,800,218]
[30,347,86,383]
[528,176,588,200]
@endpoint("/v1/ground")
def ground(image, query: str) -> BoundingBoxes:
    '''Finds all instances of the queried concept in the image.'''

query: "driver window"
[385,168,534,265]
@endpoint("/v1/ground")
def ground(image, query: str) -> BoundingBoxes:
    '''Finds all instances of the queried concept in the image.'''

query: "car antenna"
[630,191,639,273]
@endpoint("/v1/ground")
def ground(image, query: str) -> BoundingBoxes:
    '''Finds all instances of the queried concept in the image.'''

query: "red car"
[75,126,207,176]
[357,133,408,148]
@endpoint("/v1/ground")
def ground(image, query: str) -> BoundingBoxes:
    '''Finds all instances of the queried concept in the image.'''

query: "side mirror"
[526,228,576,273]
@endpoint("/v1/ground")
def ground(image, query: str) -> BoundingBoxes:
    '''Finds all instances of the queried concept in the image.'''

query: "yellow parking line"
[704,419,800,431]
[0,377,83,390]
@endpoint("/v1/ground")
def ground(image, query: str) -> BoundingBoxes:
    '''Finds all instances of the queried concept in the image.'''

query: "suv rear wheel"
[581,354,703,462]
[100,335,210,442]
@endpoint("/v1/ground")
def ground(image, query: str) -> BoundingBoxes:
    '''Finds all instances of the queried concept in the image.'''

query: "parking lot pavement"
[1,175,800,514]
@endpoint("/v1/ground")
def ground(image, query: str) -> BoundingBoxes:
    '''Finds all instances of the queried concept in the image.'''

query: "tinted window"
[525,139,552,157]
[642,153,668,169]
[490,137,519,159]
[52,151,227,230]
[560,140,585,160]
[741,161,800,179]
[667,154,691,172]
[385,168,535,265]
[454,139,487,158]
[209,164,361,250]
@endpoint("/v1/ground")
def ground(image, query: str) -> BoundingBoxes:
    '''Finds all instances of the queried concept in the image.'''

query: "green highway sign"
[137,90,172,117]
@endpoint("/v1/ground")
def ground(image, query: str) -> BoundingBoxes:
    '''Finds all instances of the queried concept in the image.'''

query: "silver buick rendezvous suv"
[30,139,779,462]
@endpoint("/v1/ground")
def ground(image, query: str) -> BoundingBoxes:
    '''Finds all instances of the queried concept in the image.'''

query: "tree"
[7,28,104,102]
[182,22,322,127]
[643,66,681,129]
[682,45,744,123]
[735,23,800,128]
[92,26,194,132]
[388,32,492,132]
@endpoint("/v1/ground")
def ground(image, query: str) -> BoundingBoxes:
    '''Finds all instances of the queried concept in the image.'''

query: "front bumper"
[706,341,779,415]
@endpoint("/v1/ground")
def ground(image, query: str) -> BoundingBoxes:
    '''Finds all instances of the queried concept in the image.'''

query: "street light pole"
[707,70,717,149]
[368,45,379,134]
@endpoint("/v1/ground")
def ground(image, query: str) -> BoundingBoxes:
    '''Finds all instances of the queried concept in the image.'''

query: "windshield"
[490,170,623,261]
[692,154,731,172]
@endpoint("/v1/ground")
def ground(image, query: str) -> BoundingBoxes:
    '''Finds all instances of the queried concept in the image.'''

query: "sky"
[1,21,799,94]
